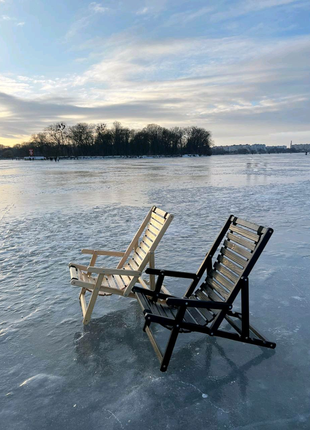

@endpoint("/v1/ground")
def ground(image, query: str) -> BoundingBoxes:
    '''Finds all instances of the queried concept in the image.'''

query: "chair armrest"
[146,268,198,280]
[145,268,199,302]
[166,297,232,310]
[82,249,125,257]
[87,266,141,277]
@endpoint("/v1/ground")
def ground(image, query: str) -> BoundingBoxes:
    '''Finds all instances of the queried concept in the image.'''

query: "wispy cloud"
[210,0,301,22]
[1,15,26,26]
[165,7,214,26]
[89,2,109,14]
[65,16,90,40]
[65,2,110,40]
[135,0,169,16]
[136,7,149,15]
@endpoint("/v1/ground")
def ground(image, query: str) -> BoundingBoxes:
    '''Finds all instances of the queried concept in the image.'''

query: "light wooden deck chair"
[133,215,276,372]
[69,206,173,325]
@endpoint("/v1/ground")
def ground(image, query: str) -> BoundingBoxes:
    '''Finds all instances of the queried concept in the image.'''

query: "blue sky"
[0,0,309,146]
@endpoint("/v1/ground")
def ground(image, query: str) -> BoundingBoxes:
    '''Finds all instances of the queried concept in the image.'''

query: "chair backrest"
[192,215,273,329]
[118,206,173,273]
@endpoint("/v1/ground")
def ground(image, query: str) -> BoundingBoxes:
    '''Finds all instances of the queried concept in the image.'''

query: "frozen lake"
[1,154,310,429]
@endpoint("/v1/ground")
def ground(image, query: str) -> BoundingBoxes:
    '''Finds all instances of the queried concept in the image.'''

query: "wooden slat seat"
[71,267,134,296]
[69,206,173,325]
[133,214,276,372]
[135,289,212,330]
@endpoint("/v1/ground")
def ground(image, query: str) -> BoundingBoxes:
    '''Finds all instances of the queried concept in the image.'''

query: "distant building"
[212,143,290,155]
[291,143,310,151]
[24,156,46,160]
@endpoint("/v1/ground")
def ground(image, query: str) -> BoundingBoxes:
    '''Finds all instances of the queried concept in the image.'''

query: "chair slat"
[214,262,239,284]
[205,278,230,300]
[134,248,144,262]
[151,212,165,226]
[126,259,140,270]
[234,217,261,232]
[217,255,243,276]
[112,275,125,290]
[221,247,247,268]
[201,279,227,302]
[119,275,132,286]
[194,290,217,319]
[186,306,207,325]
[109,275,120,290]
[140,241,151,253]
[103,275,112,289]
[150,216,165,230]
[227,233,256,251]
[153,207,167,218]
[147,225,160,238]
[229,224,260,242]
[146,297,168,318]
[165,305,178,320]
[183,309,199,325]
[224,240,252,260]
[142,235,154,248]
[156,304,172,319]
[136,245,147,257]
[210,269,235,292]
[149,221,160,232]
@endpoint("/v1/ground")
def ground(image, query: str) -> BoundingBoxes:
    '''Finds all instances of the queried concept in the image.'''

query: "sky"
[0,0,309,147]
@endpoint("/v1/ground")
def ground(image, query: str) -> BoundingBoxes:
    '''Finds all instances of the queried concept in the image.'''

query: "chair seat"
[77,268,133,296]
[135,290,213,331]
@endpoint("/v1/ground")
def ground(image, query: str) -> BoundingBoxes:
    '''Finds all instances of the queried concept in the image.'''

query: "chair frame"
[69,206,173,325]
[133,215,276,372]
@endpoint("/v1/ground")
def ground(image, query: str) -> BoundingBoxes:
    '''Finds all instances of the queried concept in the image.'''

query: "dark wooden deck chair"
[133,215,276,372]
[69,206,173,325]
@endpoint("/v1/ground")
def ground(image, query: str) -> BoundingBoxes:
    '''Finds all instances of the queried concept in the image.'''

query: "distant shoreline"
[0,152,308,161]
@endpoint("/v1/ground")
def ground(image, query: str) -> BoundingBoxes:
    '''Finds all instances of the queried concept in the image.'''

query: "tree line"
[0,122,213,158]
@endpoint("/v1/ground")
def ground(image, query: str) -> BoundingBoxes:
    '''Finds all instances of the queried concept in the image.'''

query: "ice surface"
[0,154,310,429]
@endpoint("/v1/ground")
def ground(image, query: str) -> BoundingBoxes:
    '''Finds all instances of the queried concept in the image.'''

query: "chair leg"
[82,274,104,325]
[160,325,181,372]
[143,319,150,332]
[149,251,155,291]
[241,278,250,339]
[79,288,87,317]
[160,305,186,371]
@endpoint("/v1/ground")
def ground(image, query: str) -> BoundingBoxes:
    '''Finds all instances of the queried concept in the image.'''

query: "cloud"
[89,2,109,14]
[0,74,32,96]
[165,7,214,26]
[65,16,90,40]
[17,22,25,26]
[65,3,110,40]
[164,0,306,27]
[136,7,149,15]
[209,0,302,22]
